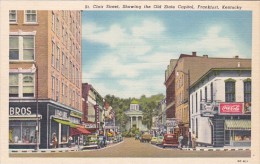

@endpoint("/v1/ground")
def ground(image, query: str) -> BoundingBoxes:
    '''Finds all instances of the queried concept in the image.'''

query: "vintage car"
[140,132,152,143]
[82,135,100,149]
[162,134,179,148]
[150,137,158,144]
[156,136,164,145]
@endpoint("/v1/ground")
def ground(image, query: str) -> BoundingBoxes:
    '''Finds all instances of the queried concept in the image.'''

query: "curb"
[180,148,251,151]
[10,149,81,153]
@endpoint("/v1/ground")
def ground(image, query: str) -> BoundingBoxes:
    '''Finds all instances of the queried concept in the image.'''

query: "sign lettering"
[9,107,32,116]
[219,103,243,115]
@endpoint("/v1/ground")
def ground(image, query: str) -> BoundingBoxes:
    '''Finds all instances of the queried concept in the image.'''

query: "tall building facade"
[9,10,82,149]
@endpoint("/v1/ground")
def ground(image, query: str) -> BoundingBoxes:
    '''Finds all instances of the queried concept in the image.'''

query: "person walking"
[68,136,73,148]
[178,134,184,148]
[191,131,197,149]
[52,133,58,148]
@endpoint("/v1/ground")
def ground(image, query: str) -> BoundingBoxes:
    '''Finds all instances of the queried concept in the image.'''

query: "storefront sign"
[55,109,68,119]
[9,107,32,116]
[85,123,96,129]
[219,103,243,115]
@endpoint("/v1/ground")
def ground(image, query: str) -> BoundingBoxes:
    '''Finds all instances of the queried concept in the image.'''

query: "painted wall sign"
[9,107,32,116]
[219,103,243,115]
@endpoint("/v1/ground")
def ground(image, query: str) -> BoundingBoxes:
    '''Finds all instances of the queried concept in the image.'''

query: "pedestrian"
[68,136,73,148]
[52,133,58,148]
[191,131,197,149]
[178,134,184,148]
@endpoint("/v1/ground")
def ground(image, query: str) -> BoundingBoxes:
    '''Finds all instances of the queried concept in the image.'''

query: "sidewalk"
[9,142,120,153]
[180,146,251,151]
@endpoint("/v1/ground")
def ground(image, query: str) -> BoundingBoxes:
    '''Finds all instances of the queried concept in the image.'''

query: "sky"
[81,11,252,99]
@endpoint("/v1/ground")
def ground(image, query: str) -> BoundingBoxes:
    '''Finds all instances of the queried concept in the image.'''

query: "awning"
[70,127,91,136]
[225,120,251,130]
[53,118,77,128]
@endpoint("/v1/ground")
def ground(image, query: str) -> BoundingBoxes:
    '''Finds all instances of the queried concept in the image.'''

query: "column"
[130,116,132,129]
[136,116,139,129]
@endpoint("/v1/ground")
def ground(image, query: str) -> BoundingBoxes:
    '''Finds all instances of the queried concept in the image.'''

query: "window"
[205,86,207,102]
[210,82,213,102]
[56,78,59,102]
[52,12,55,31]
[191,94,194,114]
[9,73,34,98]
[61,52,65,75]
[56,18,60,36]
[9,35,35,61]
[9,10,17,23]
[56,46,60,71]
[9,121,39,144]
[52,76,55,100]
[22,74,34,97]
[9,36,19,60]
[196,118,198,138]
[244,80,251,103]
[25,10,37,23]
[62,82,65,103]
[9,74,19,97]
[225,80,236,102]
[51,41,55,67]
[195,92,198,113]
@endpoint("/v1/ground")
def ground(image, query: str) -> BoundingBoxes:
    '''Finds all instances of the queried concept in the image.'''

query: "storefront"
[219,102,251,147]
[9,100,83,149]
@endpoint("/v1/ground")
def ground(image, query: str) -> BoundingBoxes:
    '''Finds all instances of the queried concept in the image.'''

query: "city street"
[10,138,250,158]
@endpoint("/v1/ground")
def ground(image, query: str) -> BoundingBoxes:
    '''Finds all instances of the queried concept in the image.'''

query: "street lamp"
[177,69,191,148]
[32,63,39,151]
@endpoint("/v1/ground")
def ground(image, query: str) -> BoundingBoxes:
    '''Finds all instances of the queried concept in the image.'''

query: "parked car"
[156,136,164,145]
[150,137,158,144]
[82,135,100,149]
[162,134,179,148]
[140,132,152,143]
[135,134,140,140]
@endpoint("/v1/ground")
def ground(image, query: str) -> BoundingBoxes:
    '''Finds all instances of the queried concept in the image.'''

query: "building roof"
[131,99,139,104]
[190,67,251,89]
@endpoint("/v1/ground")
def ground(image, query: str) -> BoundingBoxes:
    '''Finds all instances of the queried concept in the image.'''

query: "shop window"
[9,121,39,144]
[24,10,37,23]
[61,125,69,143]
[225,80,236,102]
[9,35,35,61]
[9,10,17,23]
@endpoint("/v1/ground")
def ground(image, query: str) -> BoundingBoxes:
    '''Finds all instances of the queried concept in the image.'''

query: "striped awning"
[225,120,251,130]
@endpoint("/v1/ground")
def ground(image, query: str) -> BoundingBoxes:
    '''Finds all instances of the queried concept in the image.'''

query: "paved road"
[10,138,251,158]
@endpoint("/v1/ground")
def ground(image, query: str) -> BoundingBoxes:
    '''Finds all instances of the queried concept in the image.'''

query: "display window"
[9,121,39,144]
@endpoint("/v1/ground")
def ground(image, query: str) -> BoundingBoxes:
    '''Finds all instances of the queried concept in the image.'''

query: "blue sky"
[82,11,252,99]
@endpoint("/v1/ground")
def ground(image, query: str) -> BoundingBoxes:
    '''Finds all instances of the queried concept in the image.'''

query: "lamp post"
[177,69,190,147]
[32,63,39,151]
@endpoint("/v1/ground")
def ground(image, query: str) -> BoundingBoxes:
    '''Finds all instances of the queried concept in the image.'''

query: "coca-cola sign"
[219,103,243,115]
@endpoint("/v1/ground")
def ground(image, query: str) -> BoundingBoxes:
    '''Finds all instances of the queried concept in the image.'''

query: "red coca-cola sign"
[219,103,243,115]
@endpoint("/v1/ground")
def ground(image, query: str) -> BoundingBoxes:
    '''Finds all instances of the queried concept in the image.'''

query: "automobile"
[156,136,164,145]
[162,134,179,148]
[150,137,158,144]
[135,134,140,140]
[82,135,100,149]
[140,132,152,143]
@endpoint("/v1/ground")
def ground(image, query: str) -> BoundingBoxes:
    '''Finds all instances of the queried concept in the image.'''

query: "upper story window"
[244,79,251,103]
[9,35,35,61]
[9,73,35,98]
[225,79,236,102]
[9,10,17,23]
[24,10,37,23]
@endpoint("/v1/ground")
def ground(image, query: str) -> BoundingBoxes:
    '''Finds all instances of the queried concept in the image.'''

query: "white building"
[190,68,251,147]
[125,100,148,132]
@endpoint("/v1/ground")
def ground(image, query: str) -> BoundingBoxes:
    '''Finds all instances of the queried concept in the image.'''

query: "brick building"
[165,52,251,146]
[9,10,82,149]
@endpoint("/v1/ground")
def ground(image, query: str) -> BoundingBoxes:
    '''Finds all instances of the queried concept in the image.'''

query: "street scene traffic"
[7,9,252,159]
